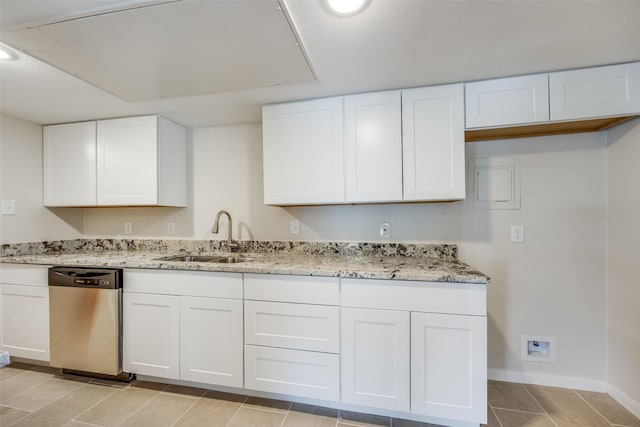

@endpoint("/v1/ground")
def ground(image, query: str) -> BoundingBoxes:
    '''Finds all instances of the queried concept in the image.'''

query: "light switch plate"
[1,200,16,215]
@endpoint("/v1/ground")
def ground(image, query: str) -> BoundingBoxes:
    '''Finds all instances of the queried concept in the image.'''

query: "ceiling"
[1,0,640,128]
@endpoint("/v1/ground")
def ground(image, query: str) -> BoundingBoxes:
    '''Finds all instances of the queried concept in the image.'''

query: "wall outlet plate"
[290,219,300,235]
[511,225,524,243]
[379,222,391,239]
[1,200,16,215]
[124,222,133,234]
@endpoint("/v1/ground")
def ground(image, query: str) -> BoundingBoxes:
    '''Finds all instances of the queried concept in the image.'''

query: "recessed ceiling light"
[0,45,18,61]
[326,0,369,16]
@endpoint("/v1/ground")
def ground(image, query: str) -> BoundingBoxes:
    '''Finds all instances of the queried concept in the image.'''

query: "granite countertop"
[0,239,489,284]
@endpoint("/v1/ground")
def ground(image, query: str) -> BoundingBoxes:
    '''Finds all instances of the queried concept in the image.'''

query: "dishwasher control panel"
[49,267,123,289]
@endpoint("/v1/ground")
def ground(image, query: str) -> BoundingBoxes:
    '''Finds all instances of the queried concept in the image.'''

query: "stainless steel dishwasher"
[49,266,131,381]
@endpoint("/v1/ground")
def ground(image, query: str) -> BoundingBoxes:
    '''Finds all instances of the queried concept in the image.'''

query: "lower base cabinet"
[411,312,487,423]
[341,307,410,412]
[244,345,340,401]
[0,264,51,362]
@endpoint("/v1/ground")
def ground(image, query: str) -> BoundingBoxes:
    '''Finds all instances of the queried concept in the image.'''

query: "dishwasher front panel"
[49,286,122,376]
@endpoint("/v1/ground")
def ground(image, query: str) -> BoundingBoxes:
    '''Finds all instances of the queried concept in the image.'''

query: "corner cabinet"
[0,264,51,361]
[43,115,187,207]
[402,84,466,201]
[262,85,465,205]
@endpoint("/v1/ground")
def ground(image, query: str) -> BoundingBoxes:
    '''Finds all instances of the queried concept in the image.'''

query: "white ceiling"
[1,0,640,128]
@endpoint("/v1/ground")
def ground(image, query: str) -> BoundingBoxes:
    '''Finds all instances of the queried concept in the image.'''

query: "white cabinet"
[243,274,340,401]
[262,97,344,205]
[43,115,187,207]
[344,91,402,202]
[341,307,410,412]
[550,62,640,121]
[123,269,243,385]
[402,84,466,201]
[341,278,487,425]
[465,74,550,129]
[180,296,243,387]
[123,292,180,379]
[0,264,50,361]
[411,312,487,423]
[96,115,187,206]
[43,122,97,206]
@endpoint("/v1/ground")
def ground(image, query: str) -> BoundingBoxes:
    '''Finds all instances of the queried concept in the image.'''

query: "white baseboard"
[608,384,640,419]
[488,369,607,392]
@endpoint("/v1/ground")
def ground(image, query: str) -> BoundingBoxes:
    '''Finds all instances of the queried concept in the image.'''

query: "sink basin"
[155,254,251,263]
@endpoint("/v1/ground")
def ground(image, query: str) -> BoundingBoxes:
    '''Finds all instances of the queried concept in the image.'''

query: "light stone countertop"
[0,250,489,284]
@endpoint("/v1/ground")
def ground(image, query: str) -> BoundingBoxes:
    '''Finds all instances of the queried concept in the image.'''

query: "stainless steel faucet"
[212,210,239,252]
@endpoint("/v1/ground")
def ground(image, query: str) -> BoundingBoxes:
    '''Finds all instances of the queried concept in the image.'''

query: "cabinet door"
[0,284,49,361]
[180,296,243,387]
[262,97,344,205]
[97,116,158,205]
[344,91,402,202]
[465,73,549,128]
[123,292,179,379]
[550,62,640,121]
[341,307,410,412]
[43,121,97,206]
[411,312,487,423]
[402,84,465,201]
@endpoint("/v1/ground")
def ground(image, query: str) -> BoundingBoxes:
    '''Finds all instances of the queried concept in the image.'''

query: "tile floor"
[1,362,639,427]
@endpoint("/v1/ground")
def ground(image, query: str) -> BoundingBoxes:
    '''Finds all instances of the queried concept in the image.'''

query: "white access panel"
[465,73,549,128]
[550,62,640,120]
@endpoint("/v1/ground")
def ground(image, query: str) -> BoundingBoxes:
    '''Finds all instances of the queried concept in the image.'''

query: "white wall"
[0,113,83,244]
[82,123,609,385]
[606,118,640,409]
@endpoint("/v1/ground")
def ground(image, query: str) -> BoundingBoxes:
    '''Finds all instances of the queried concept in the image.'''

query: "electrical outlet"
[379,222,391,239]
[510,225,524,243]
[167,222,176,235]
[290,219,300,235]
[124,222,133,235]
[1,200,16,215]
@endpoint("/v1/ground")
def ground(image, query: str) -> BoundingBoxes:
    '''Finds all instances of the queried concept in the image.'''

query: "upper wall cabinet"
[465,74,549,129]
[549,62,640,121]
[262,98,345,205]
[402,84,465,201]
[262,86,465,205]
[44,115,187,207]
[344,91,403,203]
[44,121,97,206]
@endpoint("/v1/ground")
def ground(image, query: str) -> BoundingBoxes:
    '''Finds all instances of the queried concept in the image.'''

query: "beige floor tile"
[10,383,116,427]
[0,370,53,402]
[1,405,31,425]
[62,421,97,427]
[489,380,545,413]
[0,366,30,382]
[483,405,501,427]
[493,408,556,427]
[119,391,198,427]
[163,384,206,398]
[75,384,161,426]
[527,385,610,427]
[577,390,640,427]
[339,410,391,426]
[283,410,338,427]
[174,394,243,427]
[2,377,82,412]
[244,396,292,412]
[227,406,286,427]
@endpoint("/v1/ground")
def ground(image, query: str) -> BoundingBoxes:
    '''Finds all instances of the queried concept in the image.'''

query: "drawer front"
[245,300,339,353]
[0,264,50,287]
[244,274,339,305]
[124,269,242,298]
[244,345,339,401]
[341,278,486,316]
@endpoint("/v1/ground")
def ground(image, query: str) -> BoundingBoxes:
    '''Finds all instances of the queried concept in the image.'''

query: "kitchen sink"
[155,254,252,263]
